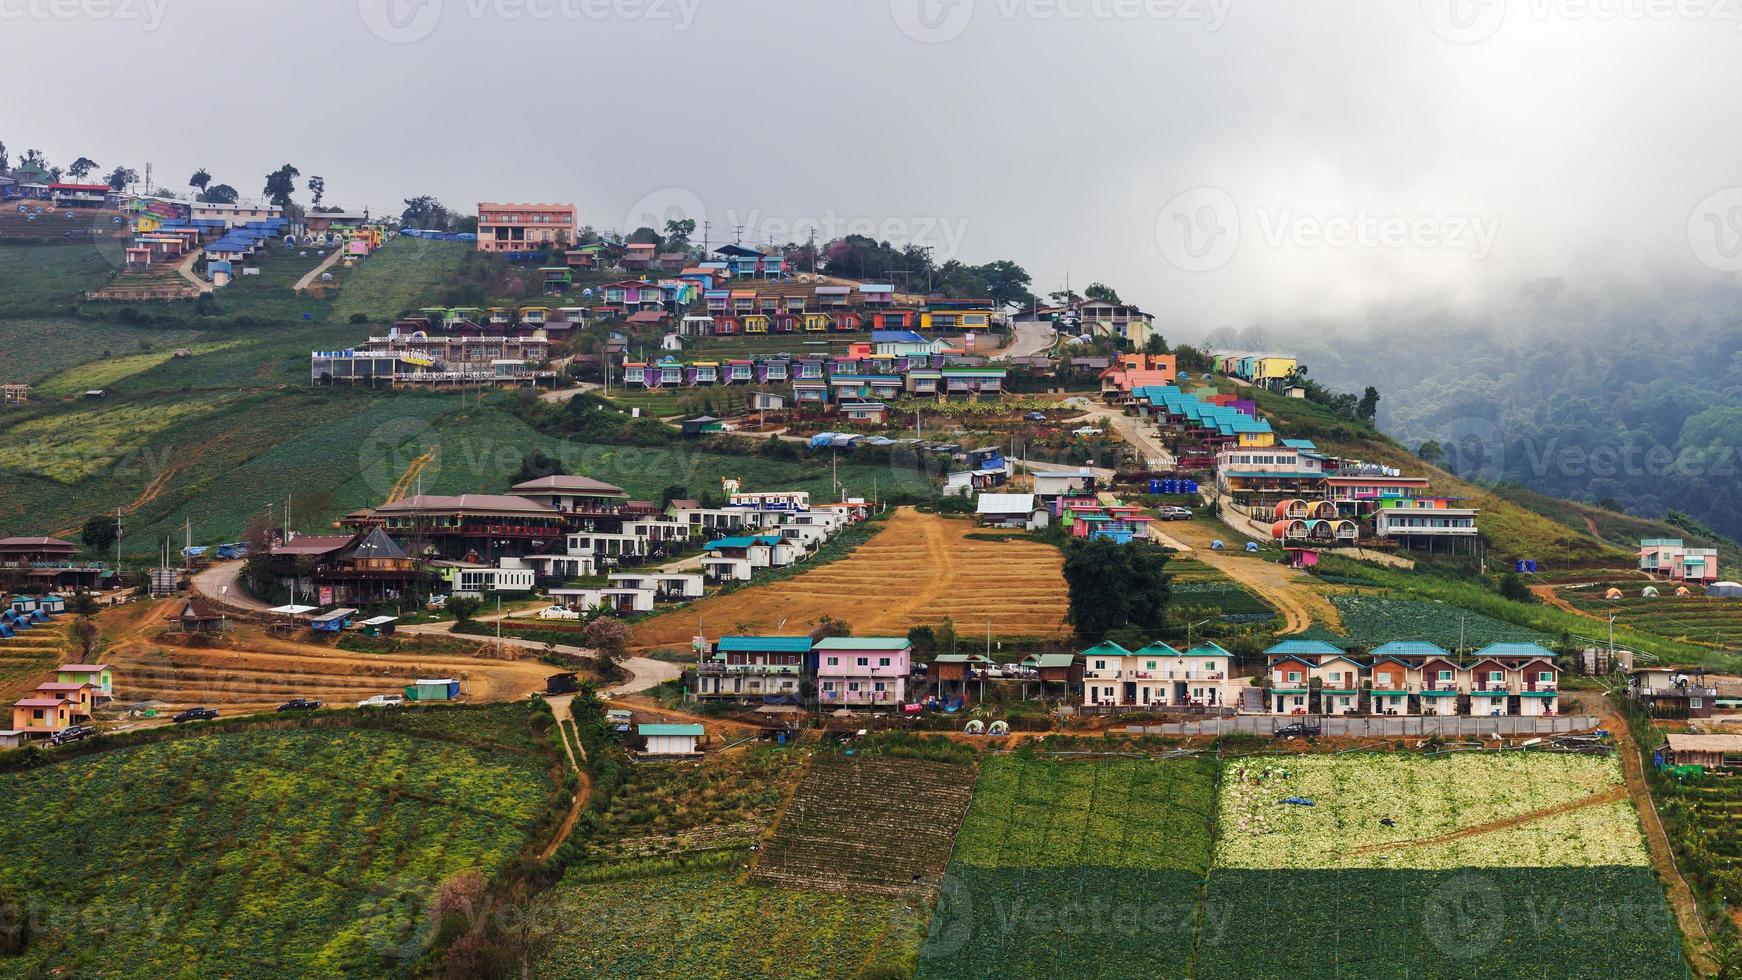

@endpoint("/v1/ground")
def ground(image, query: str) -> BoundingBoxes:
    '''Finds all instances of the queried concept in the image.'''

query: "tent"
[1708,581,1742,597]
[1604,588,1624,599]
[1641,586,1660,598]
[1675,586,1691,597]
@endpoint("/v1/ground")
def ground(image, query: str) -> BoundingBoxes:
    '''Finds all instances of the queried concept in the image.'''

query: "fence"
[1125,714,1601,738]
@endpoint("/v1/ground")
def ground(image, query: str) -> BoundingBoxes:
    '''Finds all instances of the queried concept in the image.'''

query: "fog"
[5,0,1742,333]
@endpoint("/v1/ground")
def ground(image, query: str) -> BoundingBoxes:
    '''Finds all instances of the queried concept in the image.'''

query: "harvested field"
[632,509,1068,650]
[96,599,559,714]
[751,754,976,896]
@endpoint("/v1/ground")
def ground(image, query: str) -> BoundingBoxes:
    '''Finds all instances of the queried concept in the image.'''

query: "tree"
[510,450,566,486]
[662,217,695,252]
[198,184,239,204]
[809,615,852,640]
[262,164,301,208]
[1497,572,1535,604]
[1143,334,1170,356]
[306,175,326,207]
[446,595,482,623]
[67,157,98,180]
[104,166,137,192]
[906,625,938,659]
[659,484,690,507]
[627,225,661,245]
[0,141,8,172]
[1084,282,1123,304]
[189,168,211,193]
[581,616,630,673]
[80,514,119,552]
[1061,538,1172,639]
[401,195,450,230]
[1416,439,1446,464]
[1355,386,1381,423]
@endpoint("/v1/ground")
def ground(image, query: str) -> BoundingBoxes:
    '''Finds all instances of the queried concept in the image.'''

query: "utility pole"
[702,219,711,253]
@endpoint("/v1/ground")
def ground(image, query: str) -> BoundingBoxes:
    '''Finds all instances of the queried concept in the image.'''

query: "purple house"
[757,357,791,383]
[813,636,910,707]
[793,357,827,380]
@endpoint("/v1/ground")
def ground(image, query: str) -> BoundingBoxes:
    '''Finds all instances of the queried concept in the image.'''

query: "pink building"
[1640,538,1719,584]
[814,637,910,707]
[476,202,578,254]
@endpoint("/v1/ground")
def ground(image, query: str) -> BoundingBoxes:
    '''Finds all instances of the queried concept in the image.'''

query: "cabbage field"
[0,724,558,977]
[1331,595,1554,649]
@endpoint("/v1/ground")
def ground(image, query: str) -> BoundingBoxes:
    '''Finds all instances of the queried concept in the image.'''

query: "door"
[1123,682,1137,705]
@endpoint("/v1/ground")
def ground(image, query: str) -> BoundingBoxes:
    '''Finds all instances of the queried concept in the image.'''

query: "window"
[1094,660,1107,670]
[1287,671,1302,683]
[1145,661,1157,670]
[1691,698,1704,709]
[1205,661,1216,671]
[856,657,869,667]
[1438,670,1453,681]
[1538,671,1553,683]
[1339,696,1351,706]
[879,657,892,667]
[848,682,860,692]
[1488,671,1504,683]
[826,657,838,667]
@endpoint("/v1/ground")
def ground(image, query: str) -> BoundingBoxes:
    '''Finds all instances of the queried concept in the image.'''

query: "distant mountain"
[1238,281,1742,542]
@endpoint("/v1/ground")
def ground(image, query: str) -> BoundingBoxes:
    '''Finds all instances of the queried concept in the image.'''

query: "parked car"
[277,698,323,712]
[357,694,405,708]
[50,724,97,745]
[1273,722,1322,739]
[1023,411,1048,422]
[537,605,580,621]
[173,707,219,723]
[1159,506,1193,520]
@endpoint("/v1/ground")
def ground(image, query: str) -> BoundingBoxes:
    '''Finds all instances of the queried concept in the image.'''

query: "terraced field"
[632,509,1069,650]
[1556,578,1742,648]
[750,754,976,896]
[0,617,70,698]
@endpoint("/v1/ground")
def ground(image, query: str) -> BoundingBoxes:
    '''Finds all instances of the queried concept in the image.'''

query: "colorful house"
[814,636,911,707]
[695,635,811,701]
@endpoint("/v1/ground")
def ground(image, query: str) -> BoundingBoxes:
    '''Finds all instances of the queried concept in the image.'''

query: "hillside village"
[6,153,1742,978]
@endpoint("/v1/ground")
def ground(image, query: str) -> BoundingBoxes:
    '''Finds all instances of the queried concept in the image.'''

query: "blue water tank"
[1148,479,1161,494]
[1185,480,1200,493]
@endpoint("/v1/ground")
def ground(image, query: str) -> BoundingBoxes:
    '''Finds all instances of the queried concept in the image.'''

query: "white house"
[976,493,1049,531]
[639,723,702,756]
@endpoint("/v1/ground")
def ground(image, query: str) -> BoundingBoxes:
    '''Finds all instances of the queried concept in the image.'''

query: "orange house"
[11,697,74,735]
[33,682,93,718]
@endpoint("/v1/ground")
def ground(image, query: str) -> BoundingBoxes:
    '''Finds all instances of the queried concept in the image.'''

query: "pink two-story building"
[814,637,910,708]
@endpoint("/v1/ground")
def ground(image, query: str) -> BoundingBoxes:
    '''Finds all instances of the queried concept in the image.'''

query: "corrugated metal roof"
[813,637,910,651]
[639,724,704,737]
[718,636,813,653]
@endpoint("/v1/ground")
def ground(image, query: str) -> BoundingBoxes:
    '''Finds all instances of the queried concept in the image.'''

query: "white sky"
[5,0,1742,334]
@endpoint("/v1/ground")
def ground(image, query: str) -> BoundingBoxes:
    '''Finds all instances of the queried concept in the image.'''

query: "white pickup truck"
[357,694,406,708]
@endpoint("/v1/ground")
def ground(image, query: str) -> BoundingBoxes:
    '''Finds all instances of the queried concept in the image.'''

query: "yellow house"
[921,306,995,332]
[1237,430,1277,448]
[802,313,830,333]
[1251,356,1298,383]
[744,315,771,334]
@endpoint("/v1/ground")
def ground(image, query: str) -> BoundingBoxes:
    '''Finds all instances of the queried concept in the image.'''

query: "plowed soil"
[631,508,1069,651]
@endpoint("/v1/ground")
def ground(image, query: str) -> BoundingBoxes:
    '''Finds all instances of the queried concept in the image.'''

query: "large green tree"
[1062,538,1172,640]
[262,164,301,208]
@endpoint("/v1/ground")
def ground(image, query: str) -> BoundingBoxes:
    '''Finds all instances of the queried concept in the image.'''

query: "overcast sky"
[6,0,1742,334]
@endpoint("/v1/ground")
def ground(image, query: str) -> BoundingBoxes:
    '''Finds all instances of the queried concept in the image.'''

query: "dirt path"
[292,248,345,293]
[1161,518,1341,633]
[386,447,438,502]
[176,250,214,294]
[1351,786,1628,856]
[1529,583,1590,618]
[1574,692,1715,976]
[190,560,275,613]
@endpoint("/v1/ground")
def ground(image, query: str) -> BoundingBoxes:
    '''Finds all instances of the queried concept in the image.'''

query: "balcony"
[698,662,801,675]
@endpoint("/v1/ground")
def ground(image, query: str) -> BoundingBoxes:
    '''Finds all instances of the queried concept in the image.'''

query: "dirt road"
[190,560,276,613]
[631,508,1069,651]
[1161,518,1341,633]
[992,320,1056,361]
[1064,397,1176,469]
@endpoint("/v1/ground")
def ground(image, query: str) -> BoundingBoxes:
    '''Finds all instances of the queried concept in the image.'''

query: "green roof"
[1079,641,1132,658]
[1031,653,1078,668]
[1133,642,1182,658]
[932,654,993,664]
[813,637,911,651]
[639,724,704,737]
[719,636,812,653]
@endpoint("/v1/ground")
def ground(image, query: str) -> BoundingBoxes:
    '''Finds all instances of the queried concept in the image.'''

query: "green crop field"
[1331,595,1554,650]
[0,244,119,315]
[535,867,931,979]
[1200,753,1684,979]
[0,318,206,385]
[331,238,469,322]
[919,756,1216,979]
[1168,558,1278,626]
[0,721,559,977]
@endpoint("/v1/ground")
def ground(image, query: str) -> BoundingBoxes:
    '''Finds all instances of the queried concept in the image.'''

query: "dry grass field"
[632,508,1069,650]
